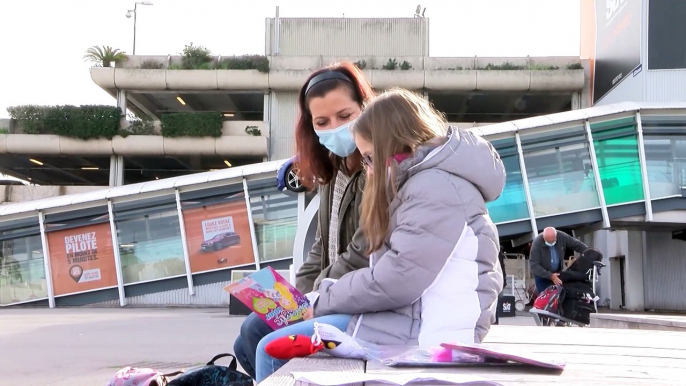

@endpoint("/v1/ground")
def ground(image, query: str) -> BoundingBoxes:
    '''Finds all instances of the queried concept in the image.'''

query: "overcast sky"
[0,0,580,118]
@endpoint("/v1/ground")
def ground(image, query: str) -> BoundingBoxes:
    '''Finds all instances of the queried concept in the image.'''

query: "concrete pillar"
[264,92,271,160]
[571,92,581,110]
[117,90,128,129]
[109,155,124,187]
[624,230,646,311]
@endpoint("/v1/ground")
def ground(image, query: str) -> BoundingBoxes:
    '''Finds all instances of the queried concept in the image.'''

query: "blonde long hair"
[352,88,447,254]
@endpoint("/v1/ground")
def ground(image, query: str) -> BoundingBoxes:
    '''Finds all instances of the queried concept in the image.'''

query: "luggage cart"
[530,261,605,327]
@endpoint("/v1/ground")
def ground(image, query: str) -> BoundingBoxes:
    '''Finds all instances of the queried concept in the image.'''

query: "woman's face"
[354,134,374,174]
[309,87,361,131]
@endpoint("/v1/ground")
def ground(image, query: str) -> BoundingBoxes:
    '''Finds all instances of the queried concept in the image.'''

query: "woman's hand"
[302,307,314,320]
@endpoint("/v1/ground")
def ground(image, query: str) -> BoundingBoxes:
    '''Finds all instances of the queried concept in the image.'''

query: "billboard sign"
[593,0,642,103]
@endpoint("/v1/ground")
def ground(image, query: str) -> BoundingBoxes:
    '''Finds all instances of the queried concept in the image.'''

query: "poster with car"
[182,195,255,273]
[46,222,118,296]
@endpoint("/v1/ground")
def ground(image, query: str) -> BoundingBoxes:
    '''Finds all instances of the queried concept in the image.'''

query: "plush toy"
[265,334,324,360]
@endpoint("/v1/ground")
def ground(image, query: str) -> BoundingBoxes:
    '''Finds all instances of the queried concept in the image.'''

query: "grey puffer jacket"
[313,127,505,346]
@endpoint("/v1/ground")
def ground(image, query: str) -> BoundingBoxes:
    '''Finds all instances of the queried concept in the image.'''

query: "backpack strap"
[206,353,238,370]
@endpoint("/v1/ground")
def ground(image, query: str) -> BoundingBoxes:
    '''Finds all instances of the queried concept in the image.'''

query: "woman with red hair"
[233,61,375,381]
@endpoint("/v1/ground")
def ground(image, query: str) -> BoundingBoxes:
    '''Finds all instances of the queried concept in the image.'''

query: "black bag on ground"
[560,281,596,325]
[167,354,252,386]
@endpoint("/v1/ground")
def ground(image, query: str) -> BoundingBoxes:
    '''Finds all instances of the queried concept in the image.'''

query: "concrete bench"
[259,325,686,385]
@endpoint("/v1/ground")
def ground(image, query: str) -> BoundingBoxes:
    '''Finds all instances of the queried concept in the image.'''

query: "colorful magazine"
[224,267,310,330]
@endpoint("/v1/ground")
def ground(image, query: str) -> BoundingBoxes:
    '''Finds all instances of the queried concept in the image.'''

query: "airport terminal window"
[0,218,47,305]
[591,118,644,205]
[521,126,600,217]
[113,195,186,284]
[642,116,686,199]
[44,208,118,296]
[247,177,298,262]
[180,184,257,273]
[486,140,529,223]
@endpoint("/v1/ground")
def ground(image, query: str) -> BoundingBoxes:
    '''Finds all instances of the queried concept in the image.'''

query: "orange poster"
[47,222,118,296]
[182,195,255,273]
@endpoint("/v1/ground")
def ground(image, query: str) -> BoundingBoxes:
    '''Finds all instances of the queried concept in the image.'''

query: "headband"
[304,71,352,95]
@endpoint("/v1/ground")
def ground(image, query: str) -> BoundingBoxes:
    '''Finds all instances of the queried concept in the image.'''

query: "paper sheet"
[291,371,501,386]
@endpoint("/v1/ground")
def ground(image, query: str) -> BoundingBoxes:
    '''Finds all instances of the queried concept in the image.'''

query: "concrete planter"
[4,134,60,154]
[425,70,478,91]
[217,70,269,90]
[215,136,268,157]
[268,70,311,90]
[59,137,115,155]
[114,69,166,90]
[90,67,116,89]
[371,70,424,90]
[477,70,531,91]
[112,135,164,156]
[165,70,218,90]
[530,69,585,91]
[163,137,217,156]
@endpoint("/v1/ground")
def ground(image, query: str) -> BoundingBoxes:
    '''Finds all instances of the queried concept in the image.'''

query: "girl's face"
[309,87,361,131]
[354,134,374,174]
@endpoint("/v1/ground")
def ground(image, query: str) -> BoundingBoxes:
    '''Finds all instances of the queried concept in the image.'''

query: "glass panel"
[486,153,529,223]
[592,122,644,205]
[523,143,600,217]
[181,188,256,273]
[0,234,47,305]
[248,178,298,262]
[114,196,186,284]
[644,135,686,199]
[45,210,118,296]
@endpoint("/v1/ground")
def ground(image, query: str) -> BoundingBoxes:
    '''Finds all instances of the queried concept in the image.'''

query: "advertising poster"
[648,0,686,70]
[593,0,641,103]
[182,195,255,273]
[47,222,118,296]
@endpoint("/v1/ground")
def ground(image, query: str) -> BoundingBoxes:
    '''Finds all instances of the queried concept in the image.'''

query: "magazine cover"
[440,342,566,370]
[224,267,309,329]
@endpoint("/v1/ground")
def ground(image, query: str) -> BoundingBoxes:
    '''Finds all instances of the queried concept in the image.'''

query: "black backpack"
[167,354,252,386]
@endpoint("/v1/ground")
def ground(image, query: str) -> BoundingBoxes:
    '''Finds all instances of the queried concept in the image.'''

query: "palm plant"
[83,46,128,67]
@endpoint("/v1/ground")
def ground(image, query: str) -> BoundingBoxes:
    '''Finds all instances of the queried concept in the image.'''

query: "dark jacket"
[295,170,369,293]
[529,231,588,280]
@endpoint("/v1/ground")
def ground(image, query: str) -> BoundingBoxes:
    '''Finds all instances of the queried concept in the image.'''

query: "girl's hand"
[303,307,314,320]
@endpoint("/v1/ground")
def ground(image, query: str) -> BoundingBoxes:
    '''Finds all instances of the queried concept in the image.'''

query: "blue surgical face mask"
[545,241,556,247]
[314,120,357,157]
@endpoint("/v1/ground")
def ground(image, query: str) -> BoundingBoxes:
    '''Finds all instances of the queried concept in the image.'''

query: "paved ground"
[0,308,535,385]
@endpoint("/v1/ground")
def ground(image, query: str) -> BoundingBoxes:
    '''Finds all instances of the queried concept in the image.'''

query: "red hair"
[294,61,375,190]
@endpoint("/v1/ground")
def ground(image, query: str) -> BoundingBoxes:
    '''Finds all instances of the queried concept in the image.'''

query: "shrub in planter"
[126,119,157,135]
[220,55,270,73]
[400,60,413,70]
[161,112,223,138]
[383,58,399,70]
[84,46,128,67]
[481,62,525,70]
[181,42,214,69]
[43,105,121,139]
[140,60,165,69]
[7,105,47,134]
[245,125,262,136]
[0,129,8,134]
[354,60,367,70]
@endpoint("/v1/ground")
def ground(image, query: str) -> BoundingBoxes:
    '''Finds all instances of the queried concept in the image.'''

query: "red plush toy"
[265,334,324,360]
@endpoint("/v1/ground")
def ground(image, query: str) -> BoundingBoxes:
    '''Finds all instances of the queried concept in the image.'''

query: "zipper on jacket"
[352,252,376,338]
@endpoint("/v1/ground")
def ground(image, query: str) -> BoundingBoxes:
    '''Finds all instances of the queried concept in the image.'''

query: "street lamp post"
[126,1,153,55]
